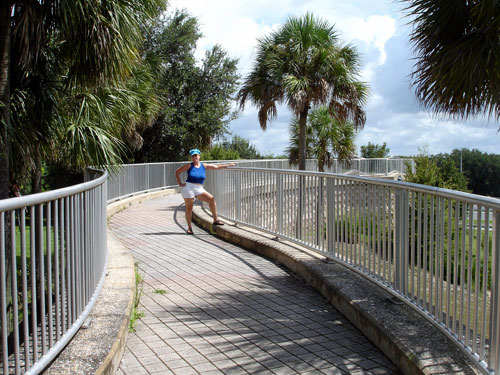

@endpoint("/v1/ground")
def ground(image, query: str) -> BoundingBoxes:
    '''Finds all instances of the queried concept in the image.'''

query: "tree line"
[2,8,371,196]
[404,147,500,198]
[2,2,499,199]
[1,2,239,197]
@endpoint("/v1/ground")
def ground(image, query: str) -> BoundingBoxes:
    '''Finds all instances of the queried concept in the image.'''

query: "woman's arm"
[204,162,237,170]
[175,163,191,186]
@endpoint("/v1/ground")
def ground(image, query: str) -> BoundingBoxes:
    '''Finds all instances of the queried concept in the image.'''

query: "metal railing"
[204,167,500,375]
[0,157,414,374]
[107,158,414,202]
[0,169,108,374]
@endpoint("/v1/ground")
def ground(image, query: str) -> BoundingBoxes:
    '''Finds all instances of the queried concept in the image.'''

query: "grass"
[129,262,145,333]
[15,224,54,259]
[153,288,168,295]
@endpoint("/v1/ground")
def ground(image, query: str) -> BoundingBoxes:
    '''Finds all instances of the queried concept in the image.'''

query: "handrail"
[238,167,500,209]
[106,158,414,202]
[0,170,107,212]
[204,166,500,374]
[0,169,108,374]
[0,157,433,374]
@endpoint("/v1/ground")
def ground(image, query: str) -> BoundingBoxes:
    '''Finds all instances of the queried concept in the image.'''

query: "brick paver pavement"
[110,194,401,375]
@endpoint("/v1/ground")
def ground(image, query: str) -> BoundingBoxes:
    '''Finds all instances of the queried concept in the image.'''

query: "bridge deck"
[110,194,400,375]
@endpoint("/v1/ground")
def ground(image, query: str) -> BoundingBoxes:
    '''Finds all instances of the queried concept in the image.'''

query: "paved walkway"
[109,194,401,375]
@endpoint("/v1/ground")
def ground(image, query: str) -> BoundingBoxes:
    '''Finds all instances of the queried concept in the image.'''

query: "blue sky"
[169,0,499,157]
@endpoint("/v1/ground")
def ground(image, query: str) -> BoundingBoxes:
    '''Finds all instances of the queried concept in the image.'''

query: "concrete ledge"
[45,188,179,375]
[45,233,135,375]
[192,204,482,375]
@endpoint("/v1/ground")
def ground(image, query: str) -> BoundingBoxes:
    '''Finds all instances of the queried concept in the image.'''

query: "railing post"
[164,163,167,187]
[276,173,283,234]
[490,209,500,372]
[395,188,409,295]
[235,172,241,222]
[0,213,7,374]
[326,178,335,254]
[298,175,305,241]
[316,177,324,246]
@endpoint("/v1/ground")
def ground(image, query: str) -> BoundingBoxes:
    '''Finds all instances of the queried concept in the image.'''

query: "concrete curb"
[94,234,135,375]
[44,227,136,375]
[192,204,481,375]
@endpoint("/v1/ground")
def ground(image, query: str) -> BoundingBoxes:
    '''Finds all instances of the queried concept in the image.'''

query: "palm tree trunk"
[0,2,13,339]
[298,108,308,171]
[0,3,11,200]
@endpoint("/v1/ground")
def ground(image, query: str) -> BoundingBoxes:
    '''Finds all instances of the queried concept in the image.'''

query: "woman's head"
[189,148,201,162]
[189,148,201,157]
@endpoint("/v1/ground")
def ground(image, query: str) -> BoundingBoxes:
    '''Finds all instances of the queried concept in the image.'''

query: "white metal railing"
[107,158,414,202]
[0,158,412,374]
[204,167,500,375]
[0,169,107,374]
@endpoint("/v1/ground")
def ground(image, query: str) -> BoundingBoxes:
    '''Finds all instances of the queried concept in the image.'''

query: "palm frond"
[401,0,500,123]
[54,0,166,88]
[62,121,126,170]
[286,105,356,170]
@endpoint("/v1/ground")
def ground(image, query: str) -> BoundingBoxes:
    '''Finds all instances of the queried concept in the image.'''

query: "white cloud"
[357,111,499,156]
[340,15,396,65]
[169,0,397,76]
[366,93,388,110]
[167,0,499,157]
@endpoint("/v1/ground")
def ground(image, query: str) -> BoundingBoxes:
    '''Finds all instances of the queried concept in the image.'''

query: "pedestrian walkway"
[109,194,401,375]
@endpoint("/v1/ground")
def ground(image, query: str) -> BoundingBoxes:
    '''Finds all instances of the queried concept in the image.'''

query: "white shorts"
[181,182,207,199]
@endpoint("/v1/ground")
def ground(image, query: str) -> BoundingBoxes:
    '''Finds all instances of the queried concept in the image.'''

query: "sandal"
[213,219,224,226]
[186,228,194,234]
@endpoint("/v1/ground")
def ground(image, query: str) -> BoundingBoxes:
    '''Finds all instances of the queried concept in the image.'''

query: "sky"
[168,0,499,157]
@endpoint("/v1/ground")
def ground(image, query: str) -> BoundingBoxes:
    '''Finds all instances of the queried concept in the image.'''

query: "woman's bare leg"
[184,198,195,231]
[195,191,218,221]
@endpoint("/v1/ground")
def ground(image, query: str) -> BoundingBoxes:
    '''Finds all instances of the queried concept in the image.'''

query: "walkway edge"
[94,233,135,375]
[192,204,481,375]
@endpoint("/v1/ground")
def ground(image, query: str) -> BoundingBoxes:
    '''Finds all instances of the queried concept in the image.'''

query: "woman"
[175,148,236,234]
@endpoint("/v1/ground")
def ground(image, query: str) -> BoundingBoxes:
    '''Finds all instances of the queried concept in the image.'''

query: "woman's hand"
[179,182,186,187]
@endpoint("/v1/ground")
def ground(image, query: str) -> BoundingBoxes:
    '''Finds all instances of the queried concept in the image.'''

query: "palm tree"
[51,64,161,173]
[401,1,500,124]
[287,105,356,172]
[238,12,368,170]
[0,4,11,199]
[1,0,166,197]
